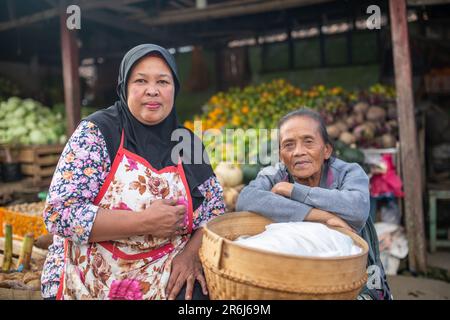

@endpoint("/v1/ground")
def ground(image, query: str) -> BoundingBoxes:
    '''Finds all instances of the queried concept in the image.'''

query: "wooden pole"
[17,233,34,272]
[389,0,427,273]
[59,1,81,136]
[2,224,13,272]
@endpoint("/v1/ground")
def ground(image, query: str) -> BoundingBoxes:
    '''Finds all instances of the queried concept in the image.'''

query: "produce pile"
[183,80,398,211]
[1,227,46,293]
[214,162,245,212]
[184,79,350,131]
[0,97,98,147]
[0,202,48,239]
[6,202,46,216]
[184,80,397,168]
[0,97,66,146]
[0,269,43,291]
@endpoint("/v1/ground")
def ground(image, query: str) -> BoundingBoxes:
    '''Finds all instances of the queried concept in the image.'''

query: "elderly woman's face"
[127,55,175,125]
[279,116,332,181]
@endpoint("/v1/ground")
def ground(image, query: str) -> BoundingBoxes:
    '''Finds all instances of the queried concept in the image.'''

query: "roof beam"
[169,1,186,9]
[178,0,195,7]
[82,10,196,46]
[0,0,147,32]
[136,0,333,27]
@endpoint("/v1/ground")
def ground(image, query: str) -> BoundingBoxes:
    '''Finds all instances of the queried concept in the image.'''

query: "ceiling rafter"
[0,0,147,32]
[136,0,332,27]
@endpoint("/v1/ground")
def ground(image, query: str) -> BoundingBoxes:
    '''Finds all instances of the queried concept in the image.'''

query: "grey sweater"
[236,157,370,232]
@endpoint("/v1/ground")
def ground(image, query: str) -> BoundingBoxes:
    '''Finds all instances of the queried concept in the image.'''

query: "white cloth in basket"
[234,222,362,257]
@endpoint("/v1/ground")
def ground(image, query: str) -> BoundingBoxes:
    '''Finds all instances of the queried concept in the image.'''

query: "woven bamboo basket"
[199,212,369,300]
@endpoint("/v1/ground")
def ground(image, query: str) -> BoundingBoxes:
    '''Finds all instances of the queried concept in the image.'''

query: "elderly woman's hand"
[271,182,294,198]
[325,216,355,233]
[166,229,208,300]
[305,208,356,233]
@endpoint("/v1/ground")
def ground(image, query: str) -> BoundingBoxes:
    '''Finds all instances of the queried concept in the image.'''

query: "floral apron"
[57,130,193,300]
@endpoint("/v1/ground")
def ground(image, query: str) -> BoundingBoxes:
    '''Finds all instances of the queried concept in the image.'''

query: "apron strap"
[120,129,125,149]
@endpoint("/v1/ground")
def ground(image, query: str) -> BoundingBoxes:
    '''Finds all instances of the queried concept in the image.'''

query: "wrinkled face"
[279,116,332,181]
[126,55,175,125]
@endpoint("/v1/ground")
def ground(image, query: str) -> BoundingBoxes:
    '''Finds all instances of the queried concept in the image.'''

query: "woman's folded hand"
[140,198,186,238]
[305,208,355,233]
[271,182,294,198]
[325,216,355,233]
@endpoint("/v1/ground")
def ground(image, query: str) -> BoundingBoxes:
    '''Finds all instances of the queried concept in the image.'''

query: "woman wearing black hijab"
[41,44,225,300]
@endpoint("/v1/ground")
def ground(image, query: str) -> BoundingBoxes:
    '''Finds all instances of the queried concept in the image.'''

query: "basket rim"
[204,211,369,262]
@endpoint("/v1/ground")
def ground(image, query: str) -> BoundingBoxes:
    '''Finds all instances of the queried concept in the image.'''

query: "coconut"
[339,132,357,145]
[381,133,397,148]
[214,162,243,188]
[366,106,386,122]
[326,125,341,139]
[335,121,349,133]
[353,123,376,140]
[345,115,358,129]
[223,187,239,212]
[353,102,369,114]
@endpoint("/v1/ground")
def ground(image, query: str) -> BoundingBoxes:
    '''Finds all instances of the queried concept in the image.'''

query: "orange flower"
[231,115,241,126]
[241,106,249,114]
[184,120,194,131]
[83,167,96,177]
[64,198,77,207]
[330,87,342,95]
[49,212,59,222]
[308,91,318,98]
[210,96,219,105]
[74,225,84,236]
[62,170,74,180]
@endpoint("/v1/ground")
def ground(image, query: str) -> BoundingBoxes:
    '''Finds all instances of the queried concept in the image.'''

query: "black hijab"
[86,44,214,210]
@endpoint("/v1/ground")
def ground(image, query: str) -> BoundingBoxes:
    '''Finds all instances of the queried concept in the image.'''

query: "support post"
[59,1,81,136]
[389,0,427,273]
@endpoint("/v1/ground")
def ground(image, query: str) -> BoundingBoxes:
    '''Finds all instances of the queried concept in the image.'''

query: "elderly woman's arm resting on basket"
[236,161,369,232]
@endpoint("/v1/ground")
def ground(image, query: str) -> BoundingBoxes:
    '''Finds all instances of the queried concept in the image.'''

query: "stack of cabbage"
[0,97,66,146]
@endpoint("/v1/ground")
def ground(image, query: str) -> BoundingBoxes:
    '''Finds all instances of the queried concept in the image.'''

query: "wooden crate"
[18,145,64,187]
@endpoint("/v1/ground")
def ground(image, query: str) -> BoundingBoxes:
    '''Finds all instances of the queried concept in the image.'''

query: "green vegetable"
[0,96,67,145]
[340,148,365,165]
[241,164,262,184]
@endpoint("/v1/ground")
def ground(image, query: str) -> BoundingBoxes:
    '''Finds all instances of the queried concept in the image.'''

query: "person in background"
[41,44,225,300]
[236,108,392,300]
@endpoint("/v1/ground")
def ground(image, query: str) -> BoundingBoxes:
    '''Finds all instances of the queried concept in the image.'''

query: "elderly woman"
[236,108,392,300]
[41,44,225,300]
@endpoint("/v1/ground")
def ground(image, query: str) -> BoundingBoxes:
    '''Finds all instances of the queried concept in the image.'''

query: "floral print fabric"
[41,120,225,298]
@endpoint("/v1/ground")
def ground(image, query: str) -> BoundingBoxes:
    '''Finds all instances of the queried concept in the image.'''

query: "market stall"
[0,0,449,301]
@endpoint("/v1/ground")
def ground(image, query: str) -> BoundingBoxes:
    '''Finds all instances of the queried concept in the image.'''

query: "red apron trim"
[94,130,125,204]
[56,239,69,300]
[93,151,124,204]
[98,241,175,261]
[177,158,194,234]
